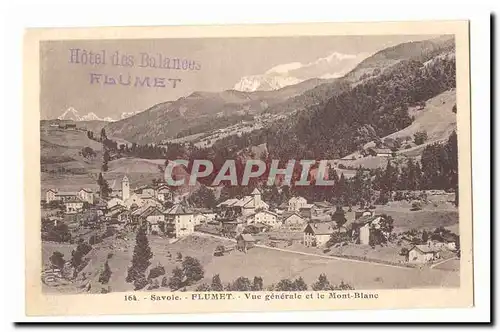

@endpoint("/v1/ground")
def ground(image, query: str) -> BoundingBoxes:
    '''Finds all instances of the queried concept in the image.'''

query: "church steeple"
[122,175,130,201]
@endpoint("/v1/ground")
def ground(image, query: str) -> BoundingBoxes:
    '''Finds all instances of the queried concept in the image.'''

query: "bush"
[195,283,211,291]
[148,264,166,279]
[133,277,148,290]
[214,245,225,256]
[42,221,72,243]
[49,251,65,270]
[394,191,404,201]
[229,277,252,291]
[168,267,184,290]
[182,256,204,285]
[414,131,428,145]
[411,201,422,211]
[147,279,160,290]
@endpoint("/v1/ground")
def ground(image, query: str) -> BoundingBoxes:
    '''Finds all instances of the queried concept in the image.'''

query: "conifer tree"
[211,274,224,291]
[99,260,112,284]
[126,226,153,283]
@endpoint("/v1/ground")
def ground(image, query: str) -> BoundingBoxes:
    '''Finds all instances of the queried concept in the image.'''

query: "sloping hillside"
[103,78,332,144]
[386,89,456,143]
[265,37,456,161]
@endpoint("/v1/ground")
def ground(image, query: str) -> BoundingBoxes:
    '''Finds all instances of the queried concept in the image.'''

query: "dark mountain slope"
[266,40,456,160]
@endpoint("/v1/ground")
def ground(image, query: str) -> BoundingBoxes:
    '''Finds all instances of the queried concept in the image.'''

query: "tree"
[421,230,429,243]
[413,131,428,145]
[168,267,184,290]
[148,264,166,279]
[126,227,153,284]
[188,186,217,209]
[49,251,65,270]
[81,146,96,159]
[70,241,92,275]
[100,128,107,141]
[399,248,409,261]
[211,274,224,291]
[182,256,204,285]
[275,279,295,291]
[195,283,211,291]
[99,260,112,284]
[293,277,308,291]
[331,281,354,290]
[97,173,112,199]
[230,277,252,291]
[331,206,347,229]
[252,276,263,291]
[312,274,331,291]
[370,214,394,246]
[42,222,72,243]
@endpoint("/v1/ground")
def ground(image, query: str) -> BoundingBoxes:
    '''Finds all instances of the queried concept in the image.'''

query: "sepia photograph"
[22,20,474,316]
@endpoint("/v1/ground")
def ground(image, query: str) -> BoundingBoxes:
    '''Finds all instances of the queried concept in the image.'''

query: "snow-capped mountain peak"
[233,51,370,92]
[56,107,115,122]
[57,107,81,121]
[120,110,143,119]
[80,112,101,121]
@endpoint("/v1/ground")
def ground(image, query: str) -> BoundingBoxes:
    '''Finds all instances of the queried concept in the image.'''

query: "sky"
[40,34,438,120]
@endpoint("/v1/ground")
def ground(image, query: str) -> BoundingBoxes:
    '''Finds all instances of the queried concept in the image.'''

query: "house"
[217,188,269,218]
[247,210,280,229]
[165,204,195,238]
[105,205,126,223]
[64,198,84,214]
[298,204,314,219]
[140,206,165,235]
[77,188,94,204]
[115,210,131,224]
[368,148,393,157]
[428,234,458,251]
[354,208,375,220]
[312,201,334,216]
[282,212,307,231]
[288,196,308,212]
[107,197,125,209]
[236,233,256,253]
[234,188,269,216]
[135,185,156,198]
[45,188,94,204]
[192,208,216,226]
[303,223,335,247]
[123,193,145,209]
[156,184,173,202]
[46,189,57,203]
[408,245,440,263]
[350,214,384,245]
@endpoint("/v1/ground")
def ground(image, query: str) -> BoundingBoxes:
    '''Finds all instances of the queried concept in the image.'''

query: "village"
[42,174,460,272]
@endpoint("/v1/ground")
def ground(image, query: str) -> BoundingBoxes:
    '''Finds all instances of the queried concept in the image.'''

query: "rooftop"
[304,223,335,235]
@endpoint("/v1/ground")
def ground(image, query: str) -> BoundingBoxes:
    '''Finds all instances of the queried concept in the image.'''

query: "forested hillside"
[267,45,456,160]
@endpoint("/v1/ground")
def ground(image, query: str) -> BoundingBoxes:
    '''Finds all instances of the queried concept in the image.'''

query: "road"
[193,231,414,270]
[430,256,458,269]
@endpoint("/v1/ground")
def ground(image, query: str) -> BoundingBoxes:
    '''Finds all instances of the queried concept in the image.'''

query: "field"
[42,233,460,294]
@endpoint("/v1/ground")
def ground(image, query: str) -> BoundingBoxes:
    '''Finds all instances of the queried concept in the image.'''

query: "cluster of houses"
[45,175,215,239]
[45,177,458,264]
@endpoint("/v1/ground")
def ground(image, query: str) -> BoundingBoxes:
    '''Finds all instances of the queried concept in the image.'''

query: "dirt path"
[194,231,414,270]
[430,257,457,269]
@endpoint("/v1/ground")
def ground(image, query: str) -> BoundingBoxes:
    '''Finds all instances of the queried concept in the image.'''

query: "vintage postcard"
[24,21,473,316]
